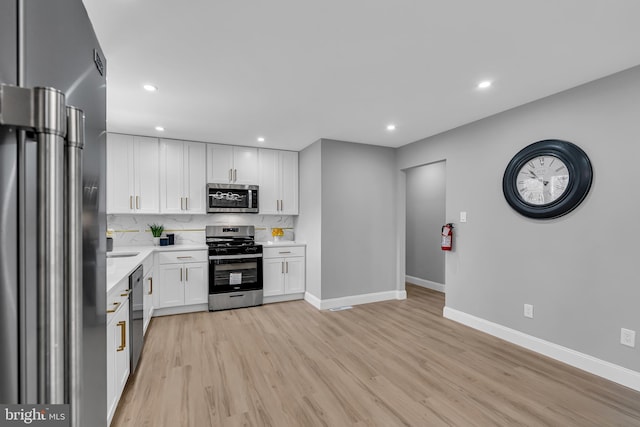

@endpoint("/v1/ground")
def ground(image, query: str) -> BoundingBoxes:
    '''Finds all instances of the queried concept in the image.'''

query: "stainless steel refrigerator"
[0,1,107,426]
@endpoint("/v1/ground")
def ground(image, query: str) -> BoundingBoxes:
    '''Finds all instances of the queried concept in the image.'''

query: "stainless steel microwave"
[207,183,259,213]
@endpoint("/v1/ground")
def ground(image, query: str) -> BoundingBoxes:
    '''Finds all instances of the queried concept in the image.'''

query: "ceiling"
[82,0,640,151]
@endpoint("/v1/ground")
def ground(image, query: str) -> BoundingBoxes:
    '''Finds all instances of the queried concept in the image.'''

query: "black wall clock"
[502,139,593,219]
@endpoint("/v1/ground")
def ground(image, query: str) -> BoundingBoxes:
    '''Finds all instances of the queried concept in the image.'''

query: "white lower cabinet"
[157,250,208,309]
[107,298,129,425]
[263,246,305,301]
[143,268,154,334]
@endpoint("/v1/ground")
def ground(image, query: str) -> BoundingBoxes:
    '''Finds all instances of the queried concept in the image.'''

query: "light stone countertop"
[106,244,208,294]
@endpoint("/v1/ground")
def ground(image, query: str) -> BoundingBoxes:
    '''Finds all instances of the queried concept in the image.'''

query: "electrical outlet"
[460,211,467,223]
[621,328,636,348]
[524,304,534,319]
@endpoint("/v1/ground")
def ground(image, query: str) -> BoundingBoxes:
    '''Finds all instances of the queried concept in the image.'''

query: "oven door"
[209,253,263,294]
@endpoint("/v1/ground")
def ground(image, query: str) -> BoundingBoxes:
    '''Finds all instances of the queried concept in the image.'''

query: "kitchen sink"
[106,252,139,258]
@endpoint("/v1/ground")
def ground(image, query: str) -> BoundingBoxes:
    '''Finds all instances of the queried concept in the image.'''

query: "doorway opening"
[405,160,446,293]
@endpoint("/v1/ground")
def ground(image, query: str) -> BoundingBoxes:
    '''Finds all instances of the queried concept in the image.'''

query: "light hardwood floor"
[113,285,640,426]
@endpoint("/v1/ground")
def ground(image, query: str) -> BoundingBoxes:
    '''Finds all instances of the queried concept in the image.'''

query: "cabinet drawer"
[263,246,305,259]
[158,250,208,265]
[107,277,130,322]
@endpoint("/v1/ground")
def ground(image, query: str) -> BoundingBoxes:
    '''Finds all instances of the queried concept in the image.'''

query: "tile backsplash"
[107,214,295,247]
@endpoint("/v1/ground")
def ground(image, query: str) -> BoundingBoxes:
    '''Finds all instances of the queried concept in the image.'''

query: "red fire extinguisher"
[441,223,454,251]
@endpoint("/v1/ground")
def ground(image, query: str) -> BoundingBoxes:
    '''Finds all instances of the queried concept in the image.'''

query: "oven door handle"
[209,253,263,260]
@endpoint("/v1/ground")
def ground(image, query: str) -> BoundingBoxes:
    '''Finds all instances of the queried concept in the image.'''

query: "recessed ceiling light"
[386,124,396,131]
[143,84,158,92]
[155,126,165,132]
[257,137,265,142]
[477,80,492,89]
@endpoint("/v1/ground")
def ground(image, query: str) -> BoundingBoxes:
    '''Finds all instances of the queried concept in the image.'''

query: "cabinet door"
[106,314,116,422]
[134,136,160,214]
[114,300,130,399]
[184,142,206,213]
[280,151,299,215]
[158,264,185,308]
[159,139,185,213]
[207,143,234,183]
[258,148,280,214]
[233,146,258,184]
[263,258,285,297]
[143,270,153,334]
[184,262,208,305]
[106,133,135,214]
[284,257,305,294]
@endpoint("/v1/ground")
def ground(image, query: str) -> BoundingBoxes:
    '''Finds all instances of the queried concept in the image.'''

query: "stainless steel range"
[207,225,263,311]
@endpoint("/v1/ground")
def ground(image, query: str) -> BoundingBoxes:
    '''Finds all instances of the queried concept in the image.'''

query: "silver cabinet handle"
[185,197,188,210]
[186,268,189,282]
[234,169,237,182]
[130,195,133,209]
[279,251,291,254]
[281,261,284,274]
[285,261,288,274]
[180,267,183,281]
[280,199,284,211]
[229,168,232,182]
[136,195,140,209]
[177,256,193,259]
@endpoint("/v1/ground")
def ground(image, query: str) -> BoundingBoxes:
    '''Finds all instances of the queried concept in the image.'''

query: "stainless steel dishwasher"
[129,265,144,374]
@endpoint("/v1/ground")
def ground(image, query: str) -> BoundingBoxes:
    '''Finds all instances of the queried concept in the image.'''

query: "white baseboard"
[443,306,640,392]
[305,289,407,310]
[406,275,445,292]
[304,292,322,309]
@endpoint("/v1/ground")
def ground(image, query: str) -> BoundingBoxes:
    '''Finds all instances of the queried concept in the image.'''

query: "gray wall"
[405,161,446,284]
[397,65,640,372]
[295,140,323,298]
[295,139,398,300]
[320,140,397,299]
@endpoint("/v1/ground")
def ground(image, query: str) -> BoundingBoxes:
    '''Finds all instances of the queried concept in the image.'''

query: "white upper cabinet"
[258,149,298,215]
[159,139,206,214]
[107,134,159,214]
[207,144,258,185]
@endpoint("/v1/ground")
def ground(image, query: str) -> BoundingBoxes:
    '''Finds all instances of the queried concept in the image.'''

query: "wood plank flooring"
[112,285,640,426]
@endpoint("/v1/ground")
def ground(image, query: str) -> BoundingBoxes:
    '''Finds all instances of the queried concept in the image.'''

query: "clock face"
[516,155,570,206]
[502,139,593,219]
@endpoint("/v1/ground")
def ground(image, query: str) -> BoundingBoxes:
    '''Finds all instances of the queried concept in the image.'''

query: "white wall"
[295,140,323,298]
[397,65,640,373]
[405,161,446,284]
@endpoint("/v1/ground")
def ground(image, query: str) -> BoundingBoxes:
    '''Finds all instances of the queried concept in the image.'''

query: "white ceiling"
[82,0,640,151]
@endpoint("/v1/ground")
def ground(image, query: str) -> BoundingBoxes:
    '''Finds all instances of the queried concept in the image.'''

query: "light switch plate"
[460,211,467,223]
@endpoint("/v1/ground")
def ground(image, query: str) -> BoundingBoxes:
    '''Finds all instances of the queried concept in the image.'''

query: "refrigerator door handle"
[0,86,85,421]
[0,85,67,404]
[65,106,84,425]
